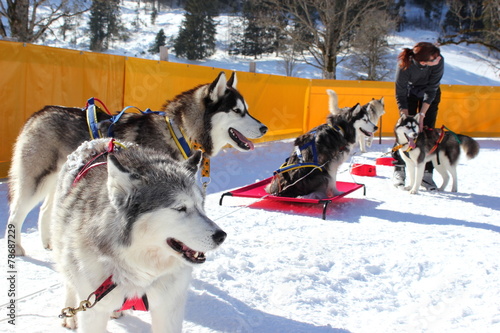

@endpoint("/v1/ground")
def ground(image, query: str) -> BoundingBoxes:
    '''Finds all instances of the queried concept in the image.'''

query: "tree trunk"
[7,0,30,42]
[324,53,337,80]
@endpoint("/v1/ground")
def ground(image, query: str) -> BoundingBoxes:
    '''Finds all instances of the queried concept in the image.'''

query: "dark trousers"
[393,88,441,172]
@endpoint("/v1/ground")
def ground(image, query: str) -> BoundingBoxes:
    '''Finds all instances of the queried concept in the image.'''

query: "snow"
[2,139,500,332]
[1,2,500,332]
[33,2,500,86]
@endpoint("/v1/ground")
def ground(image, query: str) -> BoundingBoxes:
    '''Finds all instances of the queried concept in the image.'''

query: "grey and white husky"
[52,138,226,332]
[327,89,385,153]
[394,114,479,194]
[7,71,267,255]
[266,102,378,199]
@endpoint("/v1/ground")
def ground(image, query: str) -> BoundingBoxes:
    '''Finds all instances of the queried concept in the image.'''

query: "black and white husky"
[7,71,267,255]
[52,138,226,332]
[327,89,385,153]
[266,103,378,199]
[394,114,479,194]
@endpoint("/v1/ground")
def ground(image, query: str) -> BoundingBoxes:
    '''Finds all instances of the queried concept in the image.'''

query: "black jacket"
[395,56,444,110]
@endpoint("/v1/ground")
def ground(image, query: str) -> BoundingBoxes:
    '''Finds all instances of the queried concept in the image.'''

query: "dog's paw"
[62,316,77,330]
[111,310,127,319]
[14,244,26,256]
[409,188,419,194]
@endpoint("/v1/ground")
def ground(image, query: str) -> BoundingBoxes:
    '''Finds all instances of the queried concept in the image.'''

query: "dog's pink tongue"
[233,129,255,150]
[408,137,416,149]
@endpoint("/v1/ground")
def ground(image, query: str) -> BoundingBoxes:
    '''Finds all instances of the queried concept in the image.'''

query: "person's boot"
[421,170,437,191]
[392,166,406,188]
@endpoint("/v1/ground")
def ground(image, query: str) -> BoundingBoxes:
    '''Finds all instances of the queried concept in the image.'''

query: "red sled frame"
[219,177,366,220]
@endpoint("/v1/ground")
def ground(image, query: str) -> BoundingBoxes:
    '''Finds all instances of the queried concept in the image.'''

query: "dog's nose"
[212,230,227,246]
[260,125,268,135]
[374,126,378,131]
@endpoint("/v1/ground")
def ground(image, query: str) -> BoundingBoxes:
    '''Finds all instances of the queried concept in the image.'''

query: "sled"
[219,177,365,220]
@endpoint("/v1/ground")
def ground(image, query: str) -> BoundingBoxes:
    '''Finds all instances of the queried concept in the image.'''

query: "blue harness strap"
[86,97,102,139]
[274,130,324,175]
[106,106,165,137]
[85,97,166,139]
[165,116,192,160]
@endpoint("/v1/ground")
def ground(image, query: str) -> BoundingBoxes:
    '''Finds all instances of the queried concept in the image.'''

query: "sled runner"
[219,177,365,220]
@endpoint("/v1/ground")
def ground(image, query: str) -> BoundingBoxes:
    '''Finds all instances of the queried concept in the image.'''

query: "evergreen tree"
[240,0,276,58]
[173,0,218,60]
[89,0,123,52]
[149,29,167,54]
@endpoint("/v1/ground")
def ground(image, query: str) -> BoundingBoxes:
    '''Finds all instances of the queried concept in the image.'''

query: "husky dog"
[7,71,266,255]
[52,138,226,332]
[394,114,479,194]
[266,103,378,199]
[327,89,385,153]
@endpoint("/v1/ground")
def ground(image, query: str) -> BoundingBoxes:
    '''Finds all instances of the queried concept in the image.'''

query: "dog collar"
[191,141,210,178]
[165,116,192,160]
[329,124,345,137]
[165,117,211,185]
[393,142,415,153]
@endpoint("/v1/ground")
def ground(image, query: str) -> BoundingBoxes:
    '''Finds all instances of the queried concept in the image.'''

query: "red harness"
[92,276,149,312]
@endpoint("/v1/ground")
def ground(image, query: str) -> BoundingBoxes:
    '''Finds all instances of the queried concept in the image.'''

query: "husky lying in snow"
[52,138,226,332]
[7,71,267,255]
[394,113,479,194]
[266,102,378,199]
[327,89,385,153]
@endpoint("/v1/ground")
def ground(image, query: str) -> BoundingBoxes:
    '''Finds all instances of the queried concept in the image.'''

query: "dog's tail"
[326,89,340,115]
[457,135,480,159]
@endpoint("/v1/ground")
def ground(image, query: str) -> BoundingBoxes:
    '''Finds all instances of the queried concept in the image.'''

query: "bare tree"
[440,0,500,52]
[278,46,301,76]
[347,9,396,81]
[258,0,391,79]
[0,0,90,43]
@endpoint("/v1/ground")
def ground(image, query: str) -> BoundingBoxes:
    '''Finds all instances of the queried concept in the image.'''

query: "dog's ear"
[107,154,136,209]
[396,113,407,126]
[351,103,361,115]
[185,150,203,175]
[209,72,227,102]
[227,72,237,89]
[414,113,423,123]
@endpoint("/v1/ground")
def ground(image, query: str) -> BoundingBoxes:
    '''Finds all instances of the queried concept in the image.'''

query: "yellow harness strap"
[165,116,191,160]
[164,116,211,179]
[393,138,417,153]
[191,142,210,178]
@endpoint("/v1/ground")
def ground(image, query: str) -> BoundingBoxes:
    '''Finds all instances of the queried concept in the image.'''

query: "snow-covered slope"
[35,1,500,86]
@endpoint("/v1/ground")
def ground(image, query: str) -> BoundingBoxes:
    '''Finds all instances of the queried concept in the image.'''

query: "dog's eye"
[233,108,242,114]
[174,206,187,213]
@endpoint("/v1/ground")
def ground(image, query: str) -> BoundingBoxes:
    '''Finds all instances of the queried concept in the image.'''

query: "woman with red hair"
[392,42,444,191]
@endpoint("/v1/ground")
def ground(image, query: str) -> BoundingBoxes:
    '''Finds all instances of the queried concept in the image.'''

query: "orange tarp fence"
[1,41,499,178]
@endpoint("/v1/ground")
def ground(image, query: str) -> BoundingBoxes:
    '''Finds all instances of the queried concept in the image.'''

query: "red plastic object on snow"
[219,177,365,220]
[376,157,397,166]
[351,164,376,177]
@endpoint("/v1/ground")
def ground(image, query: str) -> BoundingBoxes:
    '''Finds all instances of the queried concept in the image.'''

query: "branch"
[439,34,500,53]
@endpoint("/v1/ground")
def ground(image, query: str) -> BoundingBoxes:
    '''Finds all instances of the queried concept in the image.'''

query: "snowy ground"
[1,138,499,333]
